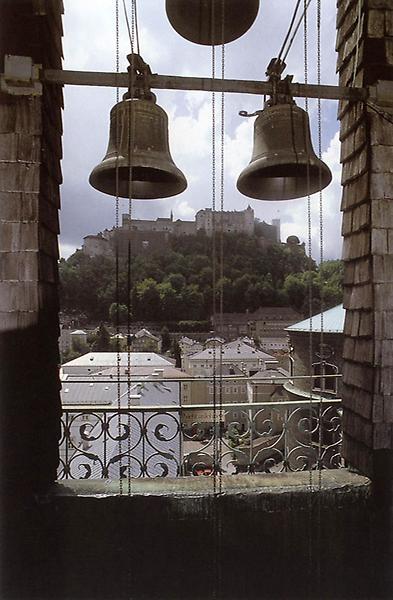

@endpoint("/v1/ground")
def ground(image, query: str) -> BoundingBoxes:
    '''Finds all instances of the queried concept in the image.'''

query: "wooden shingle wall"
[0,0,63,490]
[337,0,393,476]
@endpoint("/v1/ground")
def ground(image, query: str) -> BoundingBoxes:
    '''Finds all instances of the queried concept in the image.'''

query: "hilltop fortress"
[82,206,284,258]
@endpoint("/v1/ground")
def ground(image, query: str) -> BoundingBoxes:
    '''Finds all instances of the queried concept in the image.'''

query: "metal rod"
[42,68,367,101]
[62,398,342,412]
[61,373,342,384]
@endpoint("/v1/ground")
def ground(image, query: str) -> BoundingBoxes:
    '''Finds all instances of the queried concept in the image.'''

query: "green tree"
[109,303,129,325]
[91,323,111,351]
[161,326,171,353]
[135,278,162,321]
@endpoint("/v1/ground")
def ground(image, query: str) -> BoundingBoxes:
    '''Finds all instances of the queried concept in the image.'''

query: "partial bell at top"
[89,95,187,200]
[237,102,332,201]
[165,0,260,45]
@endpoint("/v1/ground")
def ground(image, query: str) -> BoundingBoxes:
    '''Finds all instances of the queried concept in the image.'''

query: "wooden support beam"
[42,68,367,102]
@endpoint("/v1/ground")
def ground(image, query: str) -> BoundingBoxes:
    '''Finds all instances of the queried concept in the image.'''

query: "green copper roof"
[286,304,345,333]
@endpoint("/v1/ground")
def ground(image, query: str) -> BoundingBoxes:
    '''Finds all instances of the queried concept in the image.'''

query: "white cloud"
[175,200,195,219]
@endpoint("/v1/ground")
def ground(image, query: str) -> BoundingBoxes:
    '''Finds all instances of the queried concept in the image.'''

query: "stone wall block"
[0,310,38,333]
[39,254,58,283]
[375,283,393,310]
[367,9,386,37]
[343,283,373,309]
[386,10,393,36]
[371,228,388,254]
[15,97,42,134]
[341,149,368,184]
[387,230,393,253]
[371,146,393,173]
[343,261,355,284]
[0,223,38,252]
[370,172,393,199]
[371,199,393,228]
[352,203,370,232]
[386,38,393,65]
[359,311,373,336]
[373,423,392,448]
[336,2,359,51]
[341,171,368,211]
[39,225,59,259]
[342,362,374,393]
[342,435,373,475]
[375,340,382,365]
[375,310,393,338]
[39,199,60,234]
[340,125,367,163]
[0,251,38,281]
[354,258,372,284]
[354,338,374,363]
[342,382,374,419]
[341,210,353,236]
[343,337,355,359]
[0,133,41,162]
[0,162,40,193]
[0,282,39,312]
[0,192,39,221]
[383,394,393,421]
[373,393,384,422]
[339,104,366,142]
[343,411,373,447]
[342,231,370,260]
[370,113,393,146]
[379,367,393,394]
[381,340,393,365]
[373,254,393,282]
[38,282,60,312]
[367,1,393,9]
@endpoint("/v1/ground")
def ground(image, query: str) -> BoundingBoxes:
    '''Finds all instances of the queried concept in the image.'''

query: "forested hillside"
[59,232,343,323]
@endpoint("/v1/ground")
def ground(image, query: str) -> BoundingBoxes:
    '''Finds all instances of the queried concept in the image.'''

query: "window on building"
[312,362,338,394]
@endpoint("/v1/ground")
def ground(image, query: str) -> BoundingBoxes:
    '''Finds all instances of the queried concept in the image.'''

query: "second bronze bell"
[237,102,332,201]
[89,96,187,199]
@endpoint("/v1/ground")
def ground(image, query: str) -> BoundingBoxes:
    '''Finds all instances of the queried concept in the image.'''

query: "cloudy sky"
[60,0,341,261]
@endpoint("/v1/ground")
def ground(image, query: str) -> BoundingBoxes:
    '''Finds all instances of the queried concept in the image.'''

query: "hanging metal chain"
[126,0,139,497]
[303,1,315,593]
[317,0,324,492]
[115,0,123,496]
[303,0,314,490]
[316,1,323,594]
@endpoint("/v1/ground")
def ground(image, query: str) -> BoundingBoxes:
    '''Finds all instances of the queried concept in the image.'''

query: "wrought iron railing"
[58,397,343,479]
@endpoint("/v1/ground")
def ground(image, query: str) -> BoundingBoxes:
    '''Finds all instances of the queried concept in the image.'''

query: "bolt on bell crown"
[165,0,260,45]
[237,102,332,201]
[89,96,187,200]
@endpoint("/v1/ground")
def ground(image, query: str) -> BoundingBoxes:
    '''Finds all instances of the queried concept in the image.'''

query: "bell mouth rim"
[237,159,332,201]
[89,162,187,200]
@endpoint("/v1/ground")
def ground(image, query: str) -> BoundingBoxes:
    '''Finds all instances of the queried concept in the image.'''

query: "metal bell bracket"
[0,55,42,96]
[239,57,294,119]
[123,53,155,102]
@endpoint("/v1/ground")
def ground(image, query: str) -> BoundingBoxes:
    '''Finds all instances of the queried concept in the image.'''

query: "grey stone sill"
[54,469,370,500]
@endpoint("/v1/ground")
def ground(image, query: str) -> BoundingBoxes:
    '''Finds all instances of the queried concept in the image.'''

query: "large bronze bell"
[89,96,187,199]
[237,103,332,201]
[165,0,260,45]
